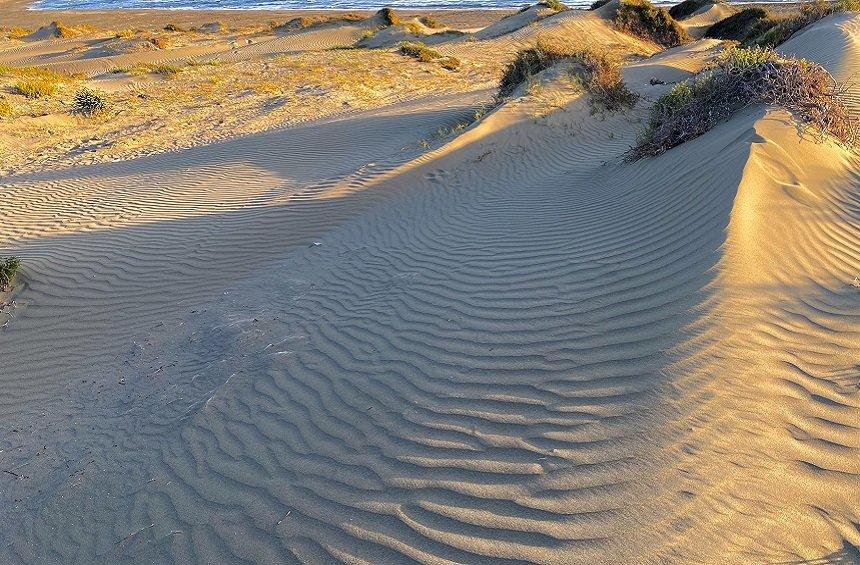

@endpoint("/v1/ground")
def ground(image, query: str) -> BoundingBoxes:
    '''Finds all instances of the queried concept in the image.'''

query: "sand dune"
[1,4,859,565]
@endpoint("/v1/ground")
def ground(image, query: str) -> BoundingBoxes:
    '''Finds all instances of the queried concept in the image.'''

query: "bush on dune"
[498,42,638,112]
[705,7,774,40]
[612,0,691,48]
[590,0,611,9]
[378,7,400,26]
[72,87,108,116]
[668,0,721,20]
[707,0,860,47]
[539,0,567,11]
[0,256,21,290]
[630,47,856,159]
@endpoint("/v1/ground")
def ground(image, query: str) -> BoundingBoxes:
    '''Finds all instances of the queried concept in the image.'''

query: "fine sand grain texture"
[1,3,859,565]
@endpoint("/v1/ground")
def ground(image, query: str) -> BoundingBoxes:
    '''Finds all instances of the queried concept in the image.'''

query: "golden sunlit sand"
[1,0,859,563]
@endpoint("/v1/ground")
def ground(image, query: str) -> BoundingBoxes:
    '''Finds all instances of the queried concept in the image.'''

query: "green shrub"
[0,256,21,290]
[613,0,691,47]
[630,47,856,159]
[14,78,57,98]
[378,7,400,26]
[746,0,860,47]
[668,0,719,20]
[590,0,611,9]
[72,87,108,115]
[705,7,773,40]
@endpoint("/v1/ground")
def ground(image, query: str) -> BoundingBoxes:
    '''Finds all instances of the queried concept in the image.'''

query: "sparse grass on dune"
[0,65,76,82]
[612,0,691,47]
[705,7,774,40]
[399,41,461,70]
[668,0,721,20]
[379,7,400,26]
[0,256,21,291]
[631,47,856,159]
[539,0,567,11]
[279,13,364,31]
[498,41,637,112]
[418,15,444,28]
[1,27,30,40]
[14,79,58,99]
[707,0,860,46]
[0,98,11,118]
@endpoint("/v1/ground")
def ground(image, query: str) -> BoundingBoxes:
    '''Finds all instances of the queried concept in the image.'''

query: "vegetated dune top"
[1,4,859,565]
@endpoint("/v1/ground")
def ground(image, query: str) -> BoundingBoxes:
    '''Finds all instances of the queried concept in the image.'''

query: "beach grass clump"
[153,63,182,77]
[540,0,567,11]
[0,98,11,118]
[13,78,58,99]
[72,87,108,116]
[0,65,73,82]
[630,47,855,159]
[1,27,30,40]
[280,13,364,30]
[400,41,461,70]
[590,0,612,9]
[379,7,400,27]
[0,256,21,290]
[705,7,774,40]
[748,0,860,47]
[419,15,444,28]
[163,23,186,32]
[499,41,637,111]
[668,0,720,20]
[612,0,691,47]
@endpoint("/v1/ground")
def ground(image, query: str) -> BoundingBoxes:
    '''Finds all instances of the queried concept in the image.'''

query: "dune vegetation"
[612,0,691,47]
[0,256,21,290]
[631,47,856,159]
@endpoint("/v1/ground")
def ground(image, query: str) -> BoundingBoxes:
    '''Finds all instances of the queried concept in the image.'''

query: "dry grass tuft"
[0,97,11,118]
[1,27,30,40]
[399,41,461,70]
[280,13,364,31]
[498,41,637,112]
[540,0,567,10]
[14,78,58,98]
[419,15,444,28]
[630,47,856,159]
[612,0,691,47]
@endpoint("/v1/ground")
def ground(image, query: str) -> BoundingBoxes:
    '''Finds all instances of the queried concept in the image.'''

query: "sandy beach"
[1,0,859,562]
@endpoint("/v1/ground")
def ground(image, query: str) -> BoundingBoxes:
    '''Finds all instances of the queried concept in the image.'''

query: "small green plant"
[0,256,21,290]
[378,7,400,26]
[612,0,691,47]
[14,78,58,99]
[72,87,108,116]
[630,47,856,159]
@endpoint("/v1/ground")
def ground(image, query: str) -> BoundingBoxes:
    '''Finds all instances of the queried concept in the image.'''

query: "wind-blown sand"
[1,2,859,564]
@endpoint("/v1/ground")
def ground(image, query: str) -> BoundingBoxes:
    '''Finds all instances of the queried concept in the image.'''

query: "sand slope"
[1,8,859,565]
